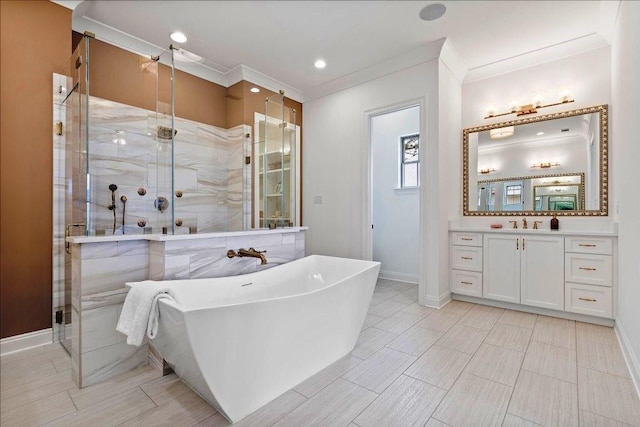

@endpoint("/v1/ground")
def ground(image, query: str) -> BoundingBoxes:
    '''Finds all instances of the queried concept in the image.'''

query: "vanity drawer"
[565,253,612,287]
[565,237,613,255]
[565,282,612,318]
[451,232,482,247]
[451,270,482,297]
[451,245,483,272]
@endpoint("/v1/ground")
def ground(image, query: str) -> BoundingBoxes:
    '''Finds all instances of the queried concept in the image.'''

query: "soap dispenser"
[550,214,559,230]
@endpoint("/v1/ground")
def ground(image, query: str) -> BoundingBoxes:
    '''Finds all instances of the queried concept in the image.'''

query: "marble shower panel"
[85,96,245,235]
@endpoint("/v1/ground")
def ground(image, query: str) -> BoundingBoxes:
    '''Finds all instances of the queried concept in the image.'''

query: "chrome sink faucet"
[522,218,528,229]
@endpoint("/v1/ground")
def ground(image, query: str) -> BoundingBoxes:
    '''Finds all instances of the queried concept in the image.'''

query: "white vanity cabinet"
[482,233,564,309]
[565,237,614,318]
[450,232,483,297]
[450,229,616,322]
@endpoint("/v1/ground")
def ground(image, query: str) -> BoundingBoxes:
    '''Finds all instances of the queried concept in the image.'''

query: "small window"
[503,181,524,211]
[400,134,420,188]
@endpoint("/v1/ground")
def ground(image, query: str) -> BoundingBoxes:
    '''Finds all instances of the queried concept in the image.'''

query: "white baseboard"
[1,328,53,356]
[378,270,419,284]
[615,320,640,399]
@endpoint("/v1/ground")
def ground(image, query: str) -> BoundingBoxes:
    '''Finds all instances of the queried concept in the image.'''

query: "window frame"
[399,133,420,188]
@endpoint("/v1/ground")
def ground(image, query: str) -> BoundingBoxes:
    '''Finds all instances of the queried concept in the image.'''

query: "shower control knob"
[137,187,147,196]
[175,218,183,226]
[154,196,168,212]
[137,219,147,227]
[175,190,183,198]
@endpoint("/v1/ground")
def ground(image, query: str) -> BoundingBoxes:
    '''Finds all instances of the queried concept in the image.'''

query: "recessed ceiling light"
[419,3,446,21]
[250,87,260,93]
[536,132,545,136]
[314,59,326,69]
[170,31,187,43]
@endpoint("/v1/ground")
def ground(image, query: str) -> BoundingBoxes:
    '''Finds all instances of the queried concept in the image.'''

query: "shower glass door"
[53,36,88,353]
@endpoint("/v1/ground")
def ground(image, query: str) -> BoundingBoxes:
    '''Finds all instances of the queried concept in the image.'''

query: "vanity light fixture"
[170,32,187,43]
[485,91,574,119]
[250,87,260,93]
[479,168,497,174]
[531,162,561,169]
[489,126,515,139]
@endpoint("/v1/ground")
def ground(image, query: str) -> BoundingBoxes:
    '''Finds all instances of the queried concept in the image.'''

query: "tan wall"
[227,80,303,128]
[89,39,227,128]
[1,1,71,338]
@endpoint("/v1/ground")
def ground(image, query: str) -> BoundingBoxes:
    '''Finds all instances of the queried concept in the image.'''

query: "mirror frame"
[463,104,608,216]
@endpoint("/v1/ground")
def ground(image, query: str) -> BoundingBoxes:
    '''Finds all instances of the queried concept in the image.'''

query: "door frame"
[363,97,425,273]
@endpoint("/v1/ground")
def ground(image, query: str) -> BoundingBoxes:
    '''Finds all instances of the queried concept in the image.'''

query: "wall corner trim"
[439,39,468,83]
[420,291,452,309]
[0,328,53,356]
[615,320,640,400]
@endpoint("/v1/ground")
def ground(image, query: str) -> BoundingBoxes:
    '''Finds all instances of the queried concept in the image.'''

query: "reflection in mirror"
[477,173,584,212]
[463,105,607,216]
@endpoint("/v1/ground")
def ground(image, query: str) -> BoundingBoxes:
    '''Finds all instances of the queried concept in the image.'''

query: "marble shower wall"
[87,96,250,235]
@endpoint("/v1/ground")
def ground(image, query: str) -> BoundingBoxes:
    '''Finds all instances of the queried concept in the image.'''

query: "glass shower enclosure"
[54,33,300,353]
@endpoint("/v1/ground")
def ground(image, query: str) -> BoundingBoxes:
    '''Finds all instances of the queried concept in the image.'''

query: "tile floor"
[1,279,639,426]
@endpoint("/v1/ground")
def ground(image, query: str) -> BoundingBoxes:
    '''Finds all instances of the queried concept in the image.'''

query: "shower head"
[109,184,118,192]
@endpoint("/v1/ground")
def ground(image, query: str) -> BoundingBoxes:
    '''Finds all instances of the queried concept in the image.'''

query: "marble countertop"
[67,227,308,244]
[449,226,617,237]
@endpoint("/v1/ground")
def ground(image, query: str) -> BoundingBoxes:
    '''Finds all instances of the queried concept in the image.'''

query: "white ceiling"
[60,1,617,101]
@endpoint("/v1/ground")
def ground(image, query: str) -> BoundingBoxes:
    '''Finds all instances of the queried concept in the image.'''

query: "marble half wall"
[71,229,305,388]
[71,239,150,388]
[149,231,305,280]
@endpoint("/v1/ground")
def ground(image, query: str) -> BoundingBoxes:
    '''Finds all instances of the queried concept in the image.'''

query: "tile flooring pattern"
[2,279,639,426]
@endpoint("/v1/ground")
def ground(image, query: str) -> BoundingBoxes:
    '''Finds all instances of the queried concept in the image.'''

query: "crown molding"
[71,16,305,102]
[303,38,446,102]
[464,33,610,83]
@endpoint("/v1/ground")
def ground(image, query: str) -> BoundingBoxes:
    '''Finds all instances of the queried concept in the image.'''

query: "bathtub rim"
[140,255,381,313]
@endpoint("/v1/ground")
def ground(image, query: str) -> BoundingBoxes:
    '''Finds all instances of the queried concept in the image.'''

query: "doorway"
[370,104,421,283]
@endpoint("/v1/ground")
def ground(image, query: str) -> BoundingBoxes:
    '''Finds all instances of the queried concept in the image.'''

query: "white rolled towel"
[116,281,175,346]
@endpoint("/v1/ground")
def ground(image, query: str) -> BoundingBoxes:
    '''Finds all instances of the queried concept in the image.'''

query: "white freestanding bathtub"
[149,255,380,423]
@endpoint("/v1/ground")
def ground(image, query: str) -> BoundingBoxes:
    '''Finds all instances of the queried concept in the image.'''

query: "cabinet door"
[521,235,564,310]
[483,234,520,303]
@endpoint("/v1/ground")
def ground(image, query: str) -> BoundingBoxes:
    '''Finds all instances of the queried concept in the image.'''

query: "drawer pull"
[579,244,597,247]
[461,256,473,260]
[579,267,597,271]
[578,297,597,302]
[460,281,473,285]
[461,237,473,241]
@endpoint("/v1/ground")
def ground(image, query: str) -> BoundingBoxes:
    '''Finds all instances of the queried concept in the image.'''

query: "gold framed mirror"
[463,105,608,216]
